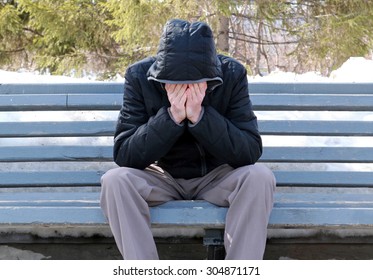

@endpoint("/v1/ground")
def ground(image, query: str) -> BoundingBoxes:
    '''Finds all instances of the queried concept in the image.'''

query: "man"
[100,19,276,260]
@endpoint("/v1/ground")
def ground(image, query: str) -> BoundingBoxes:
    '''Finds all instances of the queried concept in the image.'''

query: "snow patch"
[0,246,50,260]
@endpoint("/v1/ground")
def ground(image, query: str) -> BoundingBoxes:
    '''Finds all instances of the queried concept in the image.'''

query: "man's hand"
[166,82,207,124]
[185,82,207,123]
[165,83,188,123]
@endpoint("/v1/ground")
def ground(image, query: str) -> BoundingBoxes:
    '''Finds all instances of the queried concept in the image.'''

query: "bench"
[1,82,373,260]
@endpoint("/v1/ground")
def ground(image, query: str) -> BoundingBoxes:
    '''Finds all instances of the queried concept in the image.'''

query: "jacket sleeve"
[188,65,262,167]
[113,67,185,169]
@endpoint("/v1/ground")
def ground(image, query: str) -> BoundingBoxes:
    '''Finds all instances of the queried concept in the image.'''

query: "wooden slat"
[2,191,372,208]
[275,192,373,207]
[0,121,115,138]
[0,207,373,226]
[1,170,372,188]
[249,82,373,95]
[0,171,104,187]
[269,208,373,226]
[0,94,121,111]
[2,93,373,111]
[67,94,122,110]
[275,171,373,187]
[261,147,373,163]
[0,94,67,111]
[0,206,105,224]
[252,94,373,111]
[0,192,100,207]
[0,195,372,226]
[0,83,124,94]
[0,146,113,162]
[2,146,372,163]
[1,82,373,95]
[151,200,373,226]
[2,120,373,138]
[1,205,372,226]
[258,120,373,136]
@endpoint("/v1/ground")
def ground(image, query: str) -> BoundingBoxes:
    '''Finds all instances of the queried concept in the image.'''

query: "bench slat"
[252,94,373,111]
[0,206,106,224]
[275,171,373,187]
[1,206,372,226]
[0,94,121,111]
[0,146,113,162]
[0,171,104,187]
[2,120,373,137]
[0,83,124,94]
[2,146,373,163]
[0,95,67,111]
[2,191,373,207]
[261,147,373,163]
[2,82,373,95]
[0,121,115,137]
[249,82,373,95]
[259,120,373,136]
[1,171,372,188]
[0,199,372,226]
[3,93,373,111]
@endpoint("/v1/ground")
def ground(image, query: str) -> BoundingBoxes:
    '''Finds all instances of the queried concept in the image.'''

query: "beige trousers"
[100,163,276,260]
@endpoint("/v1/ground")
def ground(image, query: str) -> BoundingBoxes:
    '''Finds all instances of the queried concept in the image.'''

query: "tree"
[101,0,235,69]
[0,1,29,68]
[293,0,373,74]
[239,0,373,75]
[1,0,373,77]
[1,0,120,77]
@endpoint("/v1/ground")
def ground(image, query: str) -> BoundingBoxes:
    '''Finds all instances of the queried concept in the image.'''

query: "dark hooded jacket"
[113,19,262,179]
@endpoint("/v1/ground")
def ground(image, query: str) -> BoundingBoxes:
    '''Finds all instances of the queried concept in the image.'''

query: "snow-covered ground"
[248,57,373,83]
[1,57,373,83]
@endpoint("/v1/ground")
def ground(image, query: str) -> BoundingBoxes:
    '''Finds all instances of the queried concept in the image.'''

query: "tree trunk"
[216,15,229,53]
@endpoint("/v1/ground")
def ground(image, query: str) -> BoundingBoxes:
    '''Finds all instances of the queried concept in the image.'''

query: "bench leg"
[203,229,225,260]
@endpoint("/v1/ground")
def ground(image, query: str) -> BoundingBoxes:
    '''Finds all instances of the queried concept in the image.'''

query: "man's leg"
[100,166,182,260]
[198,164,276,260]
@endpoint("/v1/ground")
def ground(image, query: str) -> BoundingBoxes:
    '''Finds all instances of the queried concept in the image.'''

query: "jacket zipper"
[195,142,207,176]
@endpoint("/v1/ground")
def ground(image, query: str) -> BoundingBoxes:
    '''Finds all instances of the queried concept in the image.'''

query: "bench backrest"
[1,82,373,189]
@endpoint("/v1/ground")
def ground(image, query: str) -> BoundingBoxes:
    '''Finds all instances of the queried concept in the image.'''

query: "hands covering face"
[165,82,207,124]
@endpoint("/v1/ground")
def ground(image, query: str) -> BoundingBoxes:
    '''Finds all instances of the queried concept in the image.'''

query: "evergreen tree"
[1,0,373,77]
[0,1,28,68]
[294,0,373,73]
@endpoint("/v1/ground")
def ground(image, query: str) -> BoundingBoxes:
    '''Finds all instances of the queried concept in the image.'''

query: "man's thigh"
[197,164,274,207]
[101,165,184,206]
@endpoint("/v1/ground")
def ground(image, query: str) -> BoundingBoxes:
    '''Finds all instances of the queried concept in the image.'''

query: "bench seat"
[1,189,372,233]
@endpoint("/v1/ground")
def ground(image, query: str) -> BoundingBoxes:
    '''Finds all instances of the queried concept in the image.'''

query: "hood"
[147,19,223,90]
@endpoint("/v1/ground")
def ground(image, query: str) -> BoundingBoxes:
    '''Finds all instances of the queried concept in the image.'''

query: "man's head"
[147,19,223,91]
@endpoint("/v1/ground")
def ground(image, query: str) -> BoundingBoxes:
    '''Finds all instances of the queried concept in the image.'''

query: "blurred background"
[1,0,373,80]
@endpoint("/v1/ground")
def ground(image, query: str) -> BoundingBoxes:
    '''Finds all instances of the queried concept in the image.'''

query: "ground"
[1,239,373,260]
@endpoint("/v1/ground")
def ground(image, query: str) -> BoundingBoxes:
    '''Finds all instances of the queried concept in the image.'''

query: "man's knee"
[250,164,276,185]
[101,168,122,189]
[238,164,276,195]
[101,167,136,196]
[239,163,275,182]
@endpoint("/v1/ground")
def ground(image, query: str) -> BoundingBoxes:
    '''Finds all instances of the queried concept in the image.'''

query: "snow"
[0,69,124,83]
[248,57,373,83]
[1,57,373,83]
[330,57,373,82]
[0,246,49,260]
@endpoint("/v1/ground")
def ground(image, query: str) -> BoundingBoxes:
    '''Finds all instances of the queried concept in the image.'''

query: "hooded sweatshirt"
[113,19,262,179]
[147,19,223,90]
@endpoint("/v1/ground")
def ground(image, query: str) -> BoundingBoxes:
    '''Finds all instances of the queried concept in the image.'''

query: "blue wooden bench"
[1,82,373,259]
